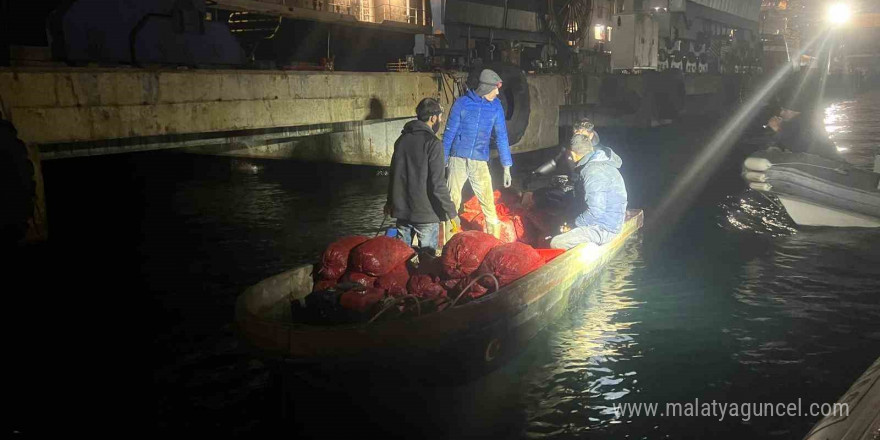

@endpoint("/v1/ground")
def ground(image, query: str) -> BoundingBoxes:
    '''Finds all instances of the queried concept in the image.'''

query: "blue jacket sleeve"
[442,98,463,162]
[575,173,606,227]
[493,101,513,167]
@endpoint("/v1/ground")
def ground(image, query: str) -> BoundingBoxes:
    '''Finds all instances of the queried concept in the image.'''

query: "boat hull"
[743,150,880,228]
[802,356,880,440]
[234,210,644,375]
[778,195,880,228]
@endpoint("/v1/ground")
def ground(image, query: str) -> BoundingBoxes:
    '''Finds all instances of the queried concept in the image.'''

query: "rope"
[448,273,500,309]
[375,214,391,237]
[754,189,784,210]
[768,162,849,175]
[366,295,421,325]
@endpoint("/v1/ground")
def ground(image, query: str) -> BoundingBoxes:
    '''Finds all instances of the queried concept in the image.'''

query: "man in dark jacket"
[550,130,628,249]
[765,89,842,161]
[386,98,460,255]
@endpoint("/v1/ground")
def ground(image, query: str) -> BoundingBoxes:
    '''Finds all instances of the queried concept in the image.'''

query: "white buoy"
[744,157,772,172]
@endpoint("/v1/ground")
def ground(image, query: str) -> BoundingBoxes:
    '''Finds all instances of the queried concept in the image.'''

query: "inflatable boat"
[802,356,879,440]
[234,210,643,377]
[742,149,880,228]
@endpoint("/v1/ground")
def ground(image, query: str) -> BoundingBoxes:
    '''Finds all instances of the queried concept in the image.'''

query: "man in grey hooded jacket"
[550,127,628,249]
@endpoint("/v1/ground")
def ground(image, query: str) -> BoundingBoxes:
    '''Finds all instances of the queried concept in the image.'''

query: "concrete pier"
[2,64,756,242]
[0,67,567,240]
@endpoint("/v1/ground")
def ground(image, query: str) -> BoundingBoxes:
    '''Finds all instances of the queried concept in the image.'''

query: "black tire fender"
[467,62,531,146]
[486,62,530,146]
[0,119,36,245]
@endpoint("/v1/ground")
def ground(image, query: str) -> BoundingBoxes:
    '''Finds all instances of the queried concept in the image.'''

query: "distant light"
[827,3,851,25]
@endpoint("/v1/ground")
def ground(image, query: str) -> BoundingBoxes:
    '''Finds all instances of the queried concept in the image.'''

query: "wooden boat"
[234,209,644,377]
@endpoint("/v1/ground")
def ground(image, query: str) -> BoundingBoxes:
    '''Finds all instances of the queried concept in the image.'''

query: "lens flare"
[650,31,828,240]
[827,3,851,25]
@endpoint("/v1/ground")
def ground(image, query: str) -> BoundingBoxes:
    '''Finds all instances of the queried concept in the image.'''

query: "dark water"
[15,92,879,437]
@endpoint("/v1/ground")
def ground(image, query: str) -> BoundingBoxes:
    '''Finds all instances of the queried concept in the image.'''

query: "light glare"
[828,3,851,24]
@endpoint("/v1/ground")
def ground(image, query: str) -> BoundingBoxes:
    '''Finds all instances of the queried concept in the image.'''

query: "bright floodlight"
[828,3,852,24]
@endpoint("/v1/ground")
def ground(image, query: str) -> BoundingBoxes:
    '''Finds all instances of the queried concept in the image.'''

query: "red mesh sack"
[461,193,485,215]
[438,276,488,301]
[535,248,566,263]
[460,212,484,231]
[313,279,338,292]
[455,276,490,300]
[461,213,528,244]
[440,277,463,291]
[476,242,544,291]
[375,263,411,298]
[499,215,528,243]
[462,189,520,215]
[348,236,415,277]
[339,287,386,313]
[440,230,501,279]
[406,274,446,299]
[495,203,512,217]
[342,271,377,287]
[318,235,369,280]
[460,210,481,224]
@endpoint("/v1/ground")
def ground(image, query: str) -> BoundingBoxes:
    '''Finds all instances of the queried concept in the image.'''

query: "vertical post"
[25,143,48,242]
[467,25,471,67]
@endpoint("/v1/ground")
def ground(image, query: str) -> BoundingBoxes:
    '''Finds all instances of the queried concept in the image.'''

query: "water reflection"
[718,190,798,237]
[522,239,646,437]
[824,91,880,169]
[730,227,880,366]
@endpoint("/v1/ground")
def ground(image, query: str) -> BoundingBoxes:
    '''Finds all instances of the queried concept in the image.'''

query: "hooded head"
[475,69,503,101]
[777,79,824,119]
[568,134,595,162]
[573,117,599,144]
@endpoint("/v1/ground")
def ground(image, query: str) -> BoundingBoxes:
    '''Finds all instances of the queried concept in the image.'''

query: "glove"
[449,216,461,232]
[503,166,512,188]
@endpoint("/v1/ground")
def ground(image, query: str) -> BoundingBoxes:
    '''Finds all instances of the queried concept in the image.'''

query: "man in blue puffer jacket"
[550,126,628,249]
[442,69,514,239]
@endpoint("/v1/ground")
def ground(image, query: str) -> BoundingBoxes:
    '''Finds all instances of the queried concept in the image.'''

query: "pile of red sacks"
[313,224,566,316]
[313,235,447,315]
[459,189,556,246]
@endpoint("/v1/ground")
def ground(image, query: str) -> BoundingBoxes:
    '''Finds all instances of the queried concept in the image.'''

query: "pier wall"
[0,68,567,240]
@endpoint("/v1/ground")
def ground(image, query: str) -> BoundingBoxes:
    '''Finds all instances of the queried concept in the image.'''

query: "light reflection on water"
[824,90,880,169]
[522,241,645,437]
[513,93,880,440]
[718,190,798,237]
